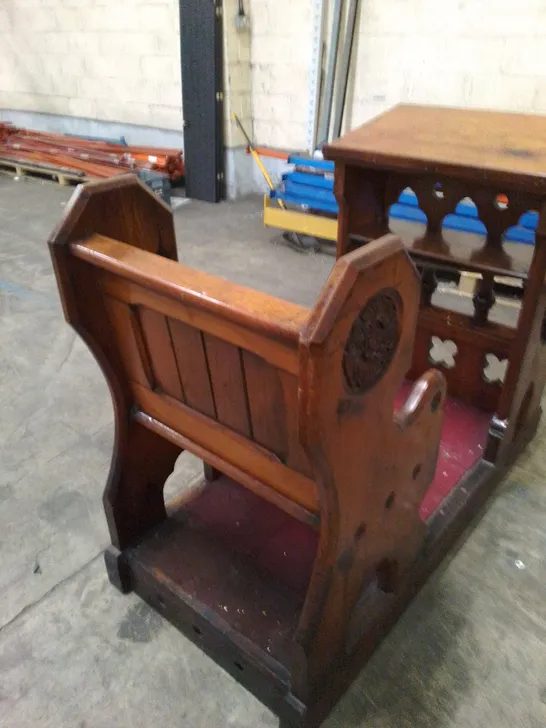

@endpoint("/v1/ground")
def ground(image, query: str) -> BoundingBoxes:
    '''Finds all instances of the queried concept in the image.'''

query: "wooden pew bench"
[50,176,461,728]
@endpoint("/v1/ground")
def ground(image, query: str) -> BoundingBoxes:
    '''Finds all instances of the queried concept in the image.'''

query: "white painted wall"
[345,0,546,134]
[223,0,255,197]
[249,0,313,151]
[0,0,182,131]
[2,0,546,192]
[249,0,546,151]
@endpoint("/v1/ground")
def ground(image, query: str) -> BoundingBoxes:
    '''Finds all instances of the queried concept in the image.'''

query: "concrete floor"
[0,173,545,728]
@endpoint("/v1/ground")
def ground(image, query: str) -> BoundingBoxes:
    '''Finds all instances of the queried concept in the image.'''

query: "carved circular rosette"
[343,288,402,394]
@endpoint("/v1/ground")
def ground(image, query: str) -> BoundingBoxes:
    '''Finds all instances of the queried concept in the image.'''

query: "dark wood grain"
[71,234,308,347]
[169,318,216,418]
[132,385,318,516]
[325,104,546,191]
[139,307,183,399]
[279,371,314,478]
[50,173,178,259]
[73,238,302,375]
[203,333,251,437]
[243,350,289,462]
[103,296,153,388]
[136,410,319,527]
[296,235,446,687]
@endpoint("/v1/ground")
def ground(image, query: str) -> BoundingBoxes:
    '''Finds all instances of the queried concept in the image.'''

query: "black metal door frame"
[179,0,225,202]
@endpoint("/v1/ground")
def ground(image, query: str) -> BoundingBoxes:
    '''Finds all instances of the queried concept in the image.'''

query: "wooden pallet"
[0,157,90,186]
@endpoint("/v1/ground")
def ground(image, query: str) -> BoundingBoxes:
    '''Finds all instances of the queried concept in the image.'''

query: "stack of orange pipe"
[0,123,184,181]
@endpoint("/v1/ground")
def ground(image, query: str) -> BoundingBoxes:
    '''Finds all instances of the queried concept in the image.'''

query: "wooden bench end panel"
[49,174,177,260]
[295,234,446,683]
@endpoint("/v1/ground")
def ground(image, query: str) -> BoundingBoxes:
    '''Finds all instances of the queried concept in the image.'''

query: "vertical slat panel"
[104,296,152,387]
[169,318,216,418]
[465,345,503,413]
[243,351,288,461]
[203,334,251,437]
[452,342,485,404]
[280,371,313,477]
[139,308,183,399]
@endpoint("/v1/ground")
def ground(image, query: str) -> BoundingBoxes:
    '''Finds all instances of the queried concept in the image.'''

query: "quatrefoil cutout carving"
[483,354,508,385]
[429,337,457,369]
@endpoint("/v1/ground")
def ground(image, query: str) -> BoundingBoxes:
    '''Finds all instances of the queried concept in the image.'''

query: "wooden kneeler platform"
[49,174,541,728]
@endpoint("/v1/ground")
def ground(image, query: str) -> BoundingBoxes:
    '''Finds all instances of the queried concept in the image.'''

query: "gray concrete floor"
[0,173,545,728]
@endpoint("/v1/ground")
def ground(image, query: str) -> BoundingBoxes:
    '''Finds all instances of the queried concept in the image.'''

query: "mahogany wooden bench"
[49,173,536,728]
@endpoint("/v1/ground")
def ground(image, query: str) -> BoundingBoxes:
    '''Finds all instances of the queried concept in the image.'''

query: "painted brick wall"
[346,0,546,134]
[0,0,182,130]
[249,0,314,151]
[248,0,546,150]
[223,0,252,148]
[3,0,546,178]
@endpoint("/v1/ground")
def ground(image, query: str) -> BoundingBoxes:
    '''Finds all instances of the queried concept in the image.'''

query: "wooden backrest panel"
[72,235,305,373]
[140,308,186,401]
[203,332,251,435]
[49,175,179,261]
[69,235,317,516]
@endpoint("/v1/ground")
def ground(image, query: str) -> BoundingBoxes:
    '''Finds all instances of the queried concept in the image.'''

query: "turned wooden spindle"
[473,273,496,326]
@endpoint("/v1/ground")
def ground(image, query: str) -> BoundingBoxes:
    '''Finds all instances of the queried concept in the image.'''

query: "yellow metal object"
[235,110,336,241]
[252,152,286,210]
[263,195,338,241]
[232,113,286,210]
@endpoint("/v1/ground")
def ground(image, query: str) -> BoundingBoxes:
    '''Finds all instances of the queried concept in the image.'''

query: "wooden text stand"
[325,104,546,465]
